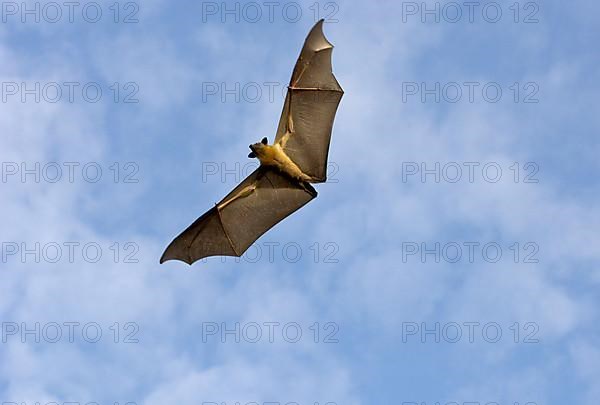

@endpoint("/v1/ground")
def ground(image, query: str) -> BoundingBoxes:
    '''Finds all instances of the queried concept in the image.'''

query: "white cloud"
[0,0,598,403]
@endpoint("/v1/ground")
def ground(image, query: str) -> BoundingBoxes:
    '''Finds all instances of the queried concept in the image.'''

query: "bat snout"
[248,144,258,159]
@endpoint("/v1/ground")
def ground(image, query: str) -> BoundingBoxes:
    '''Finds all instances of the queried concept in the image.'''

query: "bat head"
[248,137,269,159]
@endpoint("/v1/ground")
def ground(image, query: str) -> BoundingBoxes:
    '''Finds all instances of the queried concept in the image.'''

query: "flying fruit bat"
[160,19,343,265]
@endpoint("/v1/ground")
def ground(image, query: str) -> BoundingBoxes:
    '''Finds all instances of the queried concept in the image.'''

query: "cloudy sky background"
[1,0,599,403]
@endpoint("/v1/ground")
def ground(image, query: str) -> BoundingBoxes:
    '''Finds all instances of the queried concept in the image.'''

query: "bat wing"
[160,168,317,265]
[274,19,344,182]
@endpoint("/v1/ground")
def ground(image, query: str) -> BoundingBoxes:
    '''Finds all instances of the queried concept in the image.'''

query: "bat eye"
[261,137,268,145]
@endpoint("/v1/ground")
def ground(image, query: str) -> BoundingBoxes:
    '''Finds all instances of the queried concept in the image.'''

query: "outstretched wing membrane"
[274,19,344,182]
[160,168,316,265]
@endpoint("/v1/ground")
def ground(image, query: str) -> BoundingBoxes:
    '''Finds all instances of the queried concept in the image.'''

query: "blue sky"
[1,0,599,404]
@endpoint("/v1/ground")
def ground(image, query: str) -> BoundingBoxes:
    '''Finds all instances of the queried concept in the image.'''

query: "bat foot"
[300,181,318,197]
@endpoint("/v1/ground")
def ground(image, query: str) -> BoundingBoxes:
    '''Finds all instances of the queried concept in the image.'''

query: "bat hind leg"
[218,184,257,209]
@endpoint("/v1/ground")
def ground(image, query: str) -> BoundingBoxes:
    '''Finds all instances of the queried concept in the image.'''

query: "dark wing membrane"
[160,168,316,265]
[160,206,236,264]
[219,168,317,255]
[274,19,344,182]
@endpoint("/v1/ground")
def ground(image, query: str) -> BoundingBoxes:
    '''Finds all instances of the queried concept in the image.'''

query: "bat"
[160,19,343,265]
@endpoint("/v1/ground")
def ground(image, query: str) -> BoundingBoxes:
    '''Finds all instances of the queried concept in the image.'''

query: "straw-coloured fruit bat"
[160,19,343,265]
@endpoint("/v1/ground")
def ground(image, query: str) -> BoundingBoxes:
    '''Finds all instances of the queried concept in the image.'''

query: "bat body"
[161,19,343,265]
[250,141,313,183]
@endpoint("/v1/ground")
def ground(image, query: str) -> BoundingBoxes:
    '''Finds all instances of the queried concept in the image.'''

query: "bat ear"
[248,152,257,158]
[261,137,268,145]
